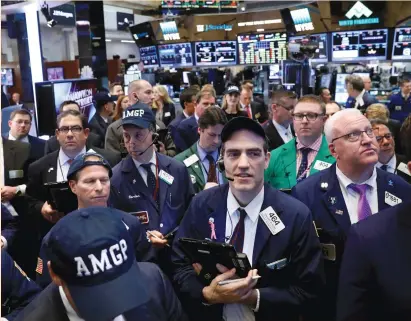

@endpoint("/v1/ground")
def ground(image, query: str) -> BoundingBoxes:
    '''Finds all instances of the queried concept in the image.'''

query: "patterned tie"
[230,209,247,253]
[141,163,159,207]
[380,164,388,171]
[297,148,311,182]
[245,105,252,119]
[349,184,372,221]
[206,154,217,183]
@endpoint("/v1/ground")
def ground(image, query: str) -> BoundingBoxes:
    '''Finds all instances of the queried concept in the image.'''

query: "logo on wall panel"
[80,66,94,79]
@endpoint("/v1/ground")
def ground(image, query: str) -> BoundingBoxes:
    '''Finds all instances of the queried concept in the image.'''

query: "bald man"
[292,109,411,320]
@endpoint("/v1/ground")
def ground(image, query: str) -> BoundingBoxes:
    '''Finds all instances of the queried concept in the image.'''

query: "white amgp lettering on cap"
[74,239,128,277]
[123,109,145,118]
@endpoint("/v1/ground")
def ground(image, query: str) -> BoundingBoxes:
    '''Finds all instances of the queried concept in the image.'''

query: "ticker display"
[139,46,159,68]
[195,41,237,66]
[392,27,411,60]
[158,42,193,68]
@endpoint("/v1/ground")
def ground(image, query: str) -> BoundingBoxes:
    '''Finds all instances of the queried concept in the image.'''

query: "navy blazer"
[1,205,18,249]
[174,116,198,152]
[169,112,187,147]
[387,92,411,123]
[2,250,41,321]
[15,262,187,321]
[337,202,411,321]
[110,153,195,235]
[88,113,111,145]
[292,164,411,319]
[345,92,378,111]
[172,184,324,321]
[153,102,176,127]
[2,134,45,161]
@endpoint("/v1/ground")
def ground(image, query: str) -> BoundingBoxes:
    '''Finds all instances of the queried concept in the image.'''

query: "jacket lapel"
[46,152,59,182]
[281,141,297,186]
[157,154,172,214]
[204,186,228,243]
[310,136,335,175]
[266,121,285,146]
[376,169,401,212]
[187,145,206,188]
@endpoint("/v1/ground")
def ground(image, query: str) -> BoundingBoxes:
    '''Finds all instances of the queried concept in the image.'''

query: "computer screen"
[129,22,155,46]
[1,68,14,86]
[237,32,287,65]
[158,42,193,68]
[289,33,328,62]
[194,40,237,66]
[320,74,332,88]
[332,29,388,62]
[139,45,159,68]
[47,67,64,81]
[392,27,411,60]
[335,73,349,104]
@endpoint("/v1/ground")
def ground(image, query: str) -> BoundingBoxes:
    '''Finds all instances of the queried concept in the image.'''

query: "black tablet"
[44,181,78,214]
[178,237,251,282]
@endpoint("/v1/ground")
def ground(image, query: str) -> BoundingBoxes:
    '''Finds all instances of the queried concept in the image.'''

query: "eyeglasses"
[375,133,392,143]
[332,128,374,143]
[292,112,324,121]
[14,120,31,125]
[57,126,83,134]
[278,103,294,111]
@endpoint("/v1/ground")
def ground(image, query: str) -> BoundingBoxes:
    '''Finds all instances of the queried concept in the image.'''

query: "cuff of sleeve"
[18,184,27,195]
[1,317,9,321]
[252,289,260,312]
[1,236,8,250]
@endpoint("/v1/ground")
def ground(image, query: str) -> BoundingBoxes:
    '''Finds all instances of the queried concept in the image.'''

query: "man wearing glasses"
[265,95,334,190]
[262,90,297,151]
[26,110,121,233]
[292,109,411,321]
[371,119,411,183]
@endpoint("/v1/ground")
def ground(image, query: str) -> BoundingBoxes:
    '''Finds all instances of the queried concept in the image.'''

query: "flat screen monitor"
[158,42,193,68]
[160,20,180,41]
[320,74,332,88]
[269,64,281,79]
[139,45,159,68]
[194,40,237,66]
[1,68,14,86]
[237,32,287,65]
[129,22,155,46]
[335,73,349,104]
[332,29,388,62]
[289,33,328,62]
[392,27,411,60]
[47,67,64,80]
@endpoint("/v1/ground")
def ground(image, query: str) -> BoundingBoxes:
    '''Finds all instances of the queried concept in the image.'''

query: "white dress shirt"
[272,120,293,144]
[354,90,366,109]
[8,132,29,143]
[56,147,87,182]
[59,286,125,321]
[132,151,157,187]
[377,154,396,174]
[223,186,265,321]
[336,165,378,224]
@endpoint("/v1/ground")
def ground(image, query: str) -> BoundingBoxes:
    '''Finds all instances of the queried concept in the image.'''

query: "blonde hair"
[365,103,390,121]
[221,94,241,113]
[152,85,173,109]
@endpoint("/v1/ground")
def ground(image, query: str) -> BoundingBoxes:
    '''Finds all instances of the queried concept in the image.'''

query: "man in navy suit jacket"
[172,117,324,321]
[174,89,216,152]
[344,75,378,112]
[4,108,45,160]
[292,109,411,320]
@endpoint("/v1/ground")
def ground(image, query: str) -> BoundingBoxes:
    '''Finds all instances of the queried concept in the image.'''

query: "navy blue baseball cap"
[221,116,266,143]
[67,152,112,180]
[93,92,117,103]
[44,207,149,321]
[121,102,155,129]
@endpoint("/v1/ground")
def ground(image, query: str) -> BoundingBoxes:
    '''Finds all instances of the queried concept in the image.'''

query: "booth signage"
[117,12,134,31]
[197,24,233,32]
[339,1,379,26]
[51,3,76,26]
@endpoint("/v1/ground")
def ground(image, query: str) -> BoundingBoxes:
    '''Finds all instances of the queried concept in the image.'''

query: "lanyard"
[153,155,160,201]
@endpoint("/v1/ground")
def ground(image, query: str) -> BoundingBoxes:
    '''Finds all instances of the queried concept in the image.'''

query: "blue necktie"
[230,209,247,253]
[141,163,159,207]
[297,148,311,182]
[380,164,388,171]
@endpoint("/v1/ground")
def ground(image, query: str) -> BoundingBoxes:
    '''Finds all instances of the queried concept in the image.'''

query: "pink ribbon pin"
[208,217,217,240]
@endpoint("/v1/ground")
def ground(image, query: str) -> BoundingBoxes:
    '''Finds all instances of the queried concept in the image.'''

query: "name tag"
[385,191,402,206]
[164,112,171,117]
[313,160,332,171]
[321,243,336,261]
[183,154,199,167]
[9,170,24,179]
[395,105,402,111]
[397,162,411,176]
[130,211,149,224]
[159,170,174,185]
[255,112,261,119]
[259,206,285,235]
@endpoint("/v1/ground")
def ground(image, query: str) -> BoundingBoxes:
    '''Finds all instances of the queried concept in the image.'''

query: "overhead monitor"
[158,42,193,68]
[237,32,287,65]
[331,29,388,62]
[139,45,159,68]
[160,20,180,41]
[392,27,411,60]
[289,33,328,62]
[335,73,349,104]
[195,40,237,66]
[129,22,155,46]
[47,67,64,81]
[1,68,14,86]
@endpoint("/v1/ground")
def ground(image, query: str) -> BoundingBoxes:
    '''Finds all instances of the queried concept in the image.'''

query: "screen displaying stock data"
[237,32,287,65]
[139,46,159,68]
[392,27,411,60]
[289,33,328,62]
[195,40,237,66]
[158,42,193,68]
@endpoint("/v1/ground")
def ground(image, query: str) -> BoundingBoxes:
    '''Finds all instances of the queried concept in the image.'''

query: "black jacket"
[88,113,111,147]
[262,120,294,152]
[152,102,176,127]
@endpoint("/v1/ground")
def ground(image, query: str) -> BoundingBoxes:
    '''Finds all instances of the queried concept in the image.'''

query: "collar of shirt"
[272,119,291,135]
[183,110,190,118]
[377,154,396,172]
[355,89,366,106]
[133,150,157,169]
[401,91,410,100]
[8,132,29,143]
[194,113,199,122]
[227,186,264,224]
[296,134,323,152]
[336,164,377,193]
[197,143,218,163]
[101,115,109,123]
[59,146,87,166]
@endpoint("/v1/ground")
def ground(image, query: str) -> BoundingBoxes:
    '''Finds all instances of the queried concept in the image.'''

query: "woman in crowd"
[112,95,131,121]
[221,84,248,121]
[152,85,176,127]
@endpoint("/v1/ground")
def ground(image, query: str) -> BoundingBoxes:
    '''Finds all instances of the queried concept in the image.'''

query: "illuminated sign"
[339,1,379,26]
[197,24,233,32]
[290,8,314,32]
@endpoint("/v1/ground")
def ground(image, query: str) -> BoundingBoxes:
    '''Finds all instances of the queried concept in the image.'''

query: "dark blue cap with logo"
[67,152,112,180]
[121,102,155,129]
[44,207,149,321]
[93,92,117,103]
[221,116,266,143]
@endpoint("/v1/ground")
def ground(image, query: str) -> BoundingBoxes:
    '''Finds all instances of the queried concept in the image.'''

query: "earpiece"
[152,132,159,142]
[217,155,225,172]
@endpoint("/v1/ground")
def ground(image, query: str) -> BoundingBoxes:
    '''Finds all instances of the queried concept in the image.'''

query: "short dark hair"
[56,110,89,130]
[345,75,364,92]
[198,106,228,130]
[10,109,32,121]
[399,77,411,87]
[319,87,329,95]
[59,100,80,113]
[95,100,112,112]
[179,88,198,109]
[221,135,269,155]
[271,90,298,104]
[109,82,122,93]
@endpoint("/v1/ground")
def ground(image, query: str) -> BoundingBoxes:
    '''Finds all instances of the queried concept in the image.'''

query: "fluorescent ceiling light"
[257,28,264,32]
[106,39,112,42]
[121,40,135,43]
[238,19,281,27]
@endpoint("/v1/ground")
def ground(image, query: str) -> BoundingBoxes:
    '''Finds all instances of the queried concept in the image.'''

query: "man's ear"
[68,180,77,195]
[407,161,411,174]
[329,143,338,159]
